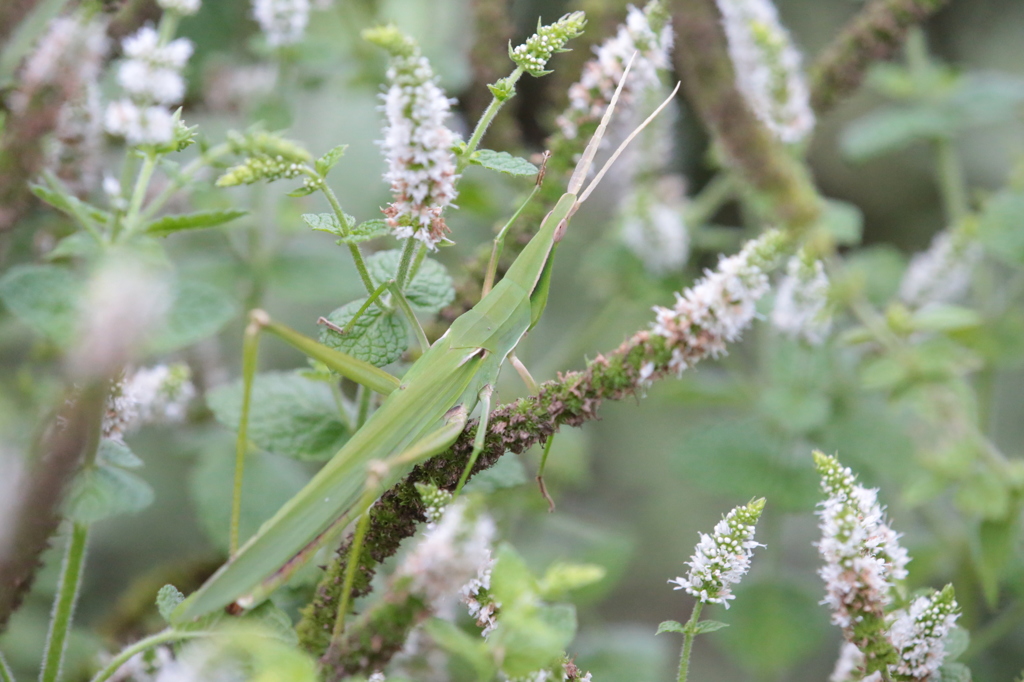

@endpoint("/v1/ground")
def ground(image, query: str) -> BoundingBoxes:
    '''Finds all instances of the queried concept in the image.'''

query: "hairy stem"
[676,601,703,682]
[88,629,215,682]
[317,179,376,296]
[457,67,525,173]
[39,523,89,682]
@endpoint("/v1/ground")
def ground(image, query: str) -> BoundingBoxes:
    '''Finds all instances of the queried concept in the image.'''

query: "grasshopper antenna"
[567,52,637,198]
[577,80,682,207]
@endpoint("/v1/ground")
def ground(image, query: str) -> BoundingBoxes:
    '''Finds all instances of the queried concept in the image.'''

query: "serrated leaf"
[489,543,539,607]
[655,620,685,635]
[190,447,310,553]
[97,439,143,469]
[302,213,344,235]
[45,232,102,261]
[315,144,347,177]
[366,249,455,312]
[145,209,248,237]
[30,179,110,228]
[64,464,154,524]
[207,371,349,461]
[150,280,237,354]
[471,149,538,176]
[342,219,390,244]
[319,298,408,367]
[156,584,184,623]
[688,620,730,634]
[0,264,80,345]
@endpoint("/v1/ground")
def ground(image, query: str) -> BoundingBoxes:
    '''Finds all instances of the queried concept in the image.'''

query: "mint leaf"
[30,177,109,229]
[688,620,730,634]
[471,149,538,176]
[150,279,237,354]
[145,209,248,237]
[64,464,154,524]
[302,212,344,235]
[319,297,408,367]
[366,249,455,312]
[342,219,390,244]
[207,371,349,462]
[97,439,143,469]
[315,144,348,177]
[656,620,685,635]
[0,264,80,345]
[45,232,102,261]
[156,584,184,623]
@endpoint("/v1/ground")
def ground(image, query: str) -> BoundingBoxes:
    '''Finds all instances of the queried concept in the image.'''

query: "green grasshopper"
[172,57,679,624]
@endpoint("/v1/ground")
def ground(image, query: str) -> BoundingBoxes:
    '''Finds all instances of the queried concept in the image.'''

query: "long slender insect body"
[172,52,678,623]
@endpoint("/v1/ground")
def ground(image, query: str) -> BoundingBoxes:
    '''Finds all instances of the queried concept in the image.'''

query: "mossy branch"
[809,0,950,114]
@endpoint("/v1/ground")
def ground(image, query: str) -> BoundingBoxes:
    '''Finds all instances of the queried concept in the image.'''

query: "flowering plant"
[0,0,1020,681]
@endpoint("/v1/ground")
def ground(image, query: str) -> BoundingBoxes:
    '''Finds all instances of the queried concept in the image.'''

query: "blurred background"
[1,0,1023,680]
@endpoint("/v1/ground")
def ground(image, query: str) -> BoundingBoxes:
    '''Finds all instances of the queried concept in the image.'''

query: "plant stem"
[122,152,158,238]
[139,143,230,222]
[407,242,428,285]
[0,650,15,682]
[456,67,524,173]
[39,523,89,682]
[684,173,736,227]
[394,236,418,290]
[88,629,214,682]
[331,489,376,642]
[676,601,703,682]
[316,178,376,296]
[935,136,968,225]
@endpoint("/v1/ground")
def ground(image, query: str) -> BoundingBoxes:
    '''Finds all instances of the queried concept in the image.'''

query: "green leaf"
[97,439,143,469]
[30,178,110,228]
[909,305,982,333]
[45,232,102,261]
[495,603,576,678]
[343,219,390,244]
[974,515,1017,608]
[688,620,730,634]
[144,209,248,237]
[538,563,606,599]
[315,144,348,177]
[150,280,237,354]
[978,190,1024,266]
[190,447,310,554]
[366,249,455,312]
[319,297,408,367]
[489,543,539,607]
[674,419,820,511]
[841,105,956,162]
[302,213,388,244]
[156,584,184,623]
[64,464,154,524]
[944,627,970,660]
[471,149,538,176]
[938,662,972,682]
[242,601,298,645]
[655,620,685,635]
[715,582,829,673]
[818,199,863,246]
[302,212,344,235]
[207,371,349,461]
[287,185,316,198]
[462,455,527,494]
[423,618,495,681]
[0,264,80,345]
